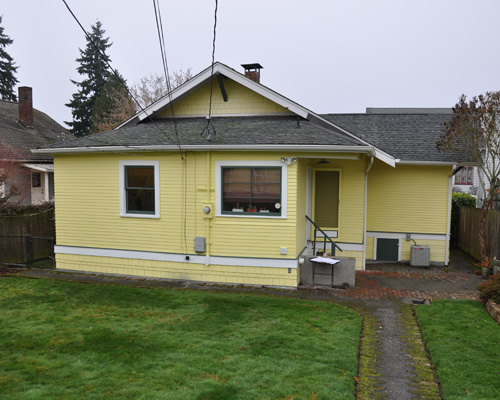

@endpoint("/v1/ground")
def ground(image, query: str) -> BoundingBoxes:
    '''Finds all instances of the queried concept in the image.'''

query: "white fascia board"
[22,163,54,172]
[33,145,377,155]
[374,149,396,167]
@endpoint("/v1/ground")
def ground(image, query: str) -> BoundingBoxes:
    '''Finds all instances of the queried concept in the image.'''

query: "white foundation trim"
[55,245,298,269]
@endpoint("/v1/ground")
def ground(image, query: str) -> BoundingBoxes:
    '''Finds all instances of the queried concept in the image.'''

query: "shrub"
[452,192,476,209]
[479,273,500,303]
[0,202,54,216]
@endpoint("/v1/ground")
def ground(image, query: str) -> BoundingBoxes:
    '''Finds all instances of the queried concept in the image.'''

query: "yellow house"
[34,63,468,288]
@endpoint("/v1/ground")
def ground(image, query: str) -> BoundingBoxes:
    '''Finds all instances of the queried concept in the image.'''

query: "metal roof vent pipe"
[241,63,263,83]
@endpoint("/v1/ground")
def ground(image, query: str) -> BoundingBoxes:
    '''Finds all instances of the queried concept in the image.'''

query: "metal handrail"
[305,215,342,256]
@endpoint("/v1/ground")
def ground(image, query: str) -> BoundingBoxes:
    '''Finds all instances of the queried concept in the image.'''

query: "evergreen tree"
[90,72,135,133]
[66,21,112,136]
[0,16,19,102]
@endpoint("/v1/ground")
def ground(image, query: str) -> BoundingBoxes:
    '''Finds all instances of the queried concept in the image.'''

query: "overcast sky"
[3,0,500,128]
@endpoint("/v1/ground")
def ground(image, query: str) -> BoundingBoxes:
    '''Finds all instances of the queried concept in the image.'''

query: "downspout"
[205,151,211,266]
[363,155,374,270]
[445,165,455,266]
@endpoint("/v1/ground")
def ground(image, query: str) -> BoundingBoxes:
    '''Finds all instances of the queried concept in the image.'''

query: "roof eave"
[33,144,376,155]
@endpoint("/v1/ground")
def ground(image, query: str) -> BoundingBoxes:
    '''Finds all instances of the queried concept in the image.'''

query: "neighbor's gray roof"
[39,115,365,149]
[0,100,69,161]
[322,113,472,163]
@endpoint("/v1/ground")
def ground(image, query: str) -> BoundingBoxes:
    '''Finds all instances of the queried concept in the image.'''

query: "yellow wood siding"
[54,152,298,260]
[56,253,298,287]
[295,160,307,257]
[159,80,292,117]
[367,163,450,234]
[366,237,375,261]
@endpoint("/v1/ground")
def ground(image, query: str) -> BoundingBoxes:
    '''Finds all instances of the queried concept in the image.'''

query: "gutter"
[33,144,375,154]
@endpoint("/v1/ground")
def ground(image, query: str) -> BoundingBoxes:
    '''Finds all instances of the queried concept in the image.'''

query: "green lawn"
[0,278,361,400]
[415,300,500,400]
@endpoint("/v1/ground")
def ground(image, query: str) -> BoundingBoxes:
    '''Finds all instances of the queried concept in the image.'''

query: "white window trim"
[215,160,287,219]
[119,160,160,218]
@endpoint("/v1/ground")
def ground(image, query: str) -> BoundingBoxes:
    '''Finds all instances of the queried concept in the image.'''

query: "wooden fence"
[458,206,500,261]
[0,208,55,266]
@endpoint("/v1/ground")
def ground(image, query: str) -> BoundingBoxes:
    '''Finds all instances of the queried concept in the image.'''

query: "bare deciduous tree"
[130,68,192,110]
[0,144,26,207]
[438,91,500,266]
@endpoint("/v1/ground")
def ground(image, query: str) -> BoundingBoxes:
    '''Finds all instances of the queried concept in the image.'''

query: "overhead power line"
[152,0,183,159]
[202,0,219,141]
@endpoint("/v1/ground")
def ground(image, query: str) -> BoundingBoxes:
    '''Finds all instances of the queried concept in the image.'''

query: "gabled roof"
[323,112,473,164]
[35,62,397,166]
[118,62,316,126]
[0,100,69,161]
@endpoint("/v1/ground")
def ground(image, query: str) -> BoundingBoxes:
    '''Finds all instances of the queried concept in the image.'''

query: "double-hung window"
[119,160,160,218]
[216,161,287,217]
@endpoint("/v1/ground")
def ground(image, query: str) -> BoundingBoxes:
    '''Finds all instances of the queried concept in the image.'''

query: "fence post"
[50,237,55,268]
[25,234,32,268]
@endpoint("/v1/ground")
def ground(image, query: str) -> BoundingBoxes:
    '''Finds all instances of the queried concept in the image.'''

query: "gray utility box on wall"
[194,237,206,253]
[410,245,430,266]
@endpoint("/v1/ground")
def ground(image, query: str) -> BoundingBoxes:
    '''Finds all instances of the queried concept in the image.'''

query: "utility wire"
[202,0,218,140]
[152,0,183,159]
[61,0,183,154]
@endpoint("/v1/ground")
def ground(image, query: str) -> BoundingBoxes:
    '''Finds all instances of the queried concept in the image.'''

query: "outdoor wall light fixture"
[280,157,297,165]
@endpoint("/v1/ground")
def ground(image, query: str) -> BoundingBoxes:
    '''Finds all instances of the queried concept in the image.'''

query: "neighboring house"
[33,62,472,288]
[0,87,69,205]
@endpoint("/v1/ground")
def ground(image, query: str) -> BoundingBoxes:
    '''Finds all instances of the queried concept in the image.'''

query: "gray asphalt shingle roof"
[322,113,470,163]
[36,111,469,164]
[0,100,69,161]
[40,115,364,149]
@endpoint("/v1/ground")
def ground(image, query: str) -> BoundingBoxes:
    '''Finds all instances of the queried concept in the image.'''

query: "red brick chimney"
[18,86,33,128]
[241,63,263,83]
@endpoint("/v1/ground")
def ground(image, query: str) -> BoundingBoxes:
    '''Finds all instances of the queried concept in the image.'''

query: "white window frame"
[119,160,160,218]
[215,160,287,219]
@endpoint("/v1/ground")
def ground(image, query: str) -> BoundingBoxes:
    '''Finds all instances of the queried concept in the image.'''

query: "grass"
[415,300,500,399]
[0,278,361,400]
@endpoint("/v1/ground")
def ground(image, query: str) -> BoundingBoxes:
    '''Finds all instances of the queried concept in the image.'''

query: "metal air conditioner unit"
[410,245,430,267]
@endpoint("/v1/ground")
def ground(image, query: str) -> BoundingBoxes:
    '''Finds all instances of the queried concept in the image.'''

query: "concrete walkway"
[0,248,482,399]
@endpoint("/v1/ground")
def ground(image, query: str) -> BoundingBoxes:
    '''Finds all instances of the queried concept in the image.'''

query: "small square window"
[119,161,160,218]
